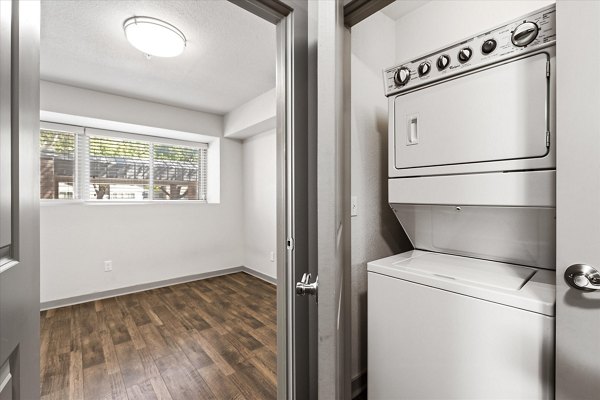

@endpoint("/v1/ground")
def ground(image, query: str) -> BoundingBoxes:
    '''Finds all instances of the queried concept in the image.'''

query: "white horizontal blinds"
[84,127,208,149]
[199,148,208,201]
[40,122,209,202]
[153,143,204,200]
[40,121,85,135]
[78,133,90,200]
[88,135,151,200]
[40,129,76,199]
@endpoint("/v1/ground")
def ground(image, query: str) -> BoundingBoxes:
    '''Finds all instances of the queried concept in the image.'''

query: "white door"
[0,1,41,399]
[555,1,600,398]
[316,0,351,398]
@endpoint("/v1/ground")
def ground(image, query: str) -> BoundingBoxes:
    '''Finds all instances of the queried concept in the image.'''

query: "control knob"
[418,61,431,77]
[458,47,472,63]
[394,67,411,86]
[512,21,539,47]
[437,55,450,70]
[481,39,497,54]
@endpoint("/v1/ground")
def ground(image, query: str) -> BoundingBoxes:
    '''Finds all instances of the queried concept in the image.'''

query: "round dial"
[511,21,539,47]
[418,62,431,77]
[394,67,411,86]
[481,39,497,55]
[437,55,450,70]
[457,47,472,63]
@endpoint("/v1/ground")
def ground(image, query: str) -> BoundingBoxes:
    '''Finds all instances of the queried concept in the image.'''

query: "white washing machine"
[369,4,557,399]
[368,251,555,399]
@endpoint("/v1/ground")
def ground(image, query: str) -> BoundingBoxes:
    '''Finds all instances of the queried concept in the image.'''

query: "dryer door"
[393,52,549,171]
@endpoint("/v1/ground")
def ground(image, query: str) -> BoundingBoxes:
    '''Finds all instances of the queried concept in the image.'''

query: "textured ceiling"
[380,1,427,20]
[41,0,276,115]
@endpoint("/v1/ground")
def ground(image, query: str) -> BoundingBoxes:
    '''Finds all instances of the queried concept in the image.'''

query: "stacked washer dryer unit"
[368,5,556,400]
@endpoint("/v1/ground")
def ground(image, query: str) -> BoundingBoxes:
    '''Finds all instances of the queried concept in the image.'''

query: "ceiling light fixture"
[123,16,186,58]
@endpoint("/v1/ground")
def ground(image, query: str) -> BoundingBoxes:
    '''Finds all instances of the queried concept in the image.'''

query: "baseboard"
[240,266,277,285]
[352,372,367,399]
[40,266,275,311]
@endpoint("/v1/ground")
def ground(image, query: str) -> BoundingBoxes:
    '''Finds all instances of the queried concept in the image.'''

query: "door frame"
[229,1,390,398]
[315,0,352,398]
[555,0,600,398]
[229,1,311,398]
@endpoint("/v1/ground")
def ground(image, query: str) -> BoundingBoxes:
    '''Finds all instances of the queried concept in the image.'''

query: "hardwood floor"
[40,272,277,400]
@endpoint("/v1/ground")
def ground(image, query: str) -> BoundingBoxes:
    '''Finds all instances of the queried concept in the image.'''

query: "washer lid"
[367,250,556,316]
[397,252,535,291]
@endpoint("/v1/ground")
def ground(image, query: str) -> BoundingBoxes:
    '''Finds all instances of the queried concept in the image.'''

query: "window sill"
[40,200,213,206]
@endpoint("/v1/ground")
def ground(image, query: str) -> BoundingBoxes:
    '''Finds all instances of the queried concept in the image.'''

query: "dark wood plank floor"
[40,272,277,400]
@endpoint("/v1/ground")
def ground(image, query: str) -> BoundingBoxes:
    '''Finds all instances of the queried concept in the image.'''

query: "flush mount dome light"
[123,16,186,57]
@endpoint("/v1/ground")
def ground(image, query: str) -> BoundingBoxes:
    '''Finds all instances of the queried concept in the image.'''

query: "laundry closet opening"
[38,1,278,399]
[349,1,556,399]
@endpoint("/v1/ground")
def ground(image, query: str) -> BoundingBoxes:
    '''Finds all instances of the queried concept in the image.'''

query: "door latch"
[565,264,600,292]
[296,273,318,303]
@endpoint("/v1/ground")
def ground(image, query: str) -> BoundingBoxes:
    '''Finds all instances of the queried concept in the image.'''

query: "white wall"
[224,88,276,139]
[40,81,245,304]
[41,81,223,136]
[242,129,277,279]
[350,11,410,382]
[350,0,555,383]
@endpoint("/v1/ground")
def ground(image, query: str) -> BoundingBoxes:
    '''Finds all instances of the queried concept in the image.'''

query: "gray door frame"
[315,0,352,398]
[232,1,387,399]
[555,0,600,398]
[229,1,312,398]
[343,0,394,27]
[0,1,41,399]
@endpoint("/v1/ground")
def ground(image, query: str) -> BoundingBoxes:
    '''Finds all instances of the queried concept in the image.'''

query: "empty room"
[37,1,278,398]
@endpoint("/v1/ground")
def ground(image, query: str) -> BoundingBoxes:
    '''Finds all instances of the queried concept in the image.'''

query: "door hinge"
[546,131,551,147]
[286,237,294,251]
[546,60,550,77]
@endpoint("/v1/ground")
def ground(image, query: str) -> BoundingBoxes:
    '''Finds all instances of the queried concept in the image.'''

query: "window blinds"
[87,135,151,200]
[153,143,207,201]
[39,123,209,201]
[40,129,76,199]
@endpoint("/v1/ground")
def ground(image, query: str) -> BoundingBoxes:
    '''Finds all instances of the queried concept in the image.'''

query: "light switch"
[351,196,358,217]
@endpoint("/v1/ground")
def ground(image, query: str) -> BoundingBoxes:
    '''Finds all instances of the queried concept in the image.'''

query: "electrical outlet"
[104,260,113,272]
[270,251,275,262]
[351,196,358,217]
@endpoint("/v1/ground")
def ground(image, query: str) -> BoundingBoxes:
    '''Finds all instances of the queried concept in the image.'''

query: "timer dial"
[512,21,539,47]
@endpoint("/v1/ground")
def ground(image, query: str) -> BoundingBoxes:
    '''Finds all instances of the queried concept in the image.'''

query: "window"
[39,123,208,202]
[40,129,76,199]
[153,143,207,201]
[88,136,150,200]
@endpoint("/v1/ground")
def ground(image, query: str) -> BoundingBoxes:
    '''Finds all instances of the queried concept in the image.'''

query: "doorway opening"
[38,1,280,398]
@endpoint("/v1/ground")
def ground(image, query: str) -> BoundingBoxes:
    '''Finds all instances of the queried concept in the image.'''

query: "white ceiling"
[381,1,427,20]
[40,0,276,115]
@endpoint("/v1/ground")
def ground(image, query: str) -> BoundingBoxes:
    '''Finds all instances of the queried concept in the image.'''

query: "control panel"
[383,4,555,97]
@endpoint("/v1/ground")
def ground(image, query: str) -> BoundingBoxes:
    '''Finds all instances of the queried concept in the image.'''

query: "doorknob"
[296,273,318,303]
[565,264,600,291]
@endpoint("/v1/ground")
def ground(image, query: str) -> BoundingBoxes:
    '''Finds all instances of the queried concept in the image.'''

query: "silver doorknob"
[565,264,600,291]
[296,273,318,303]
